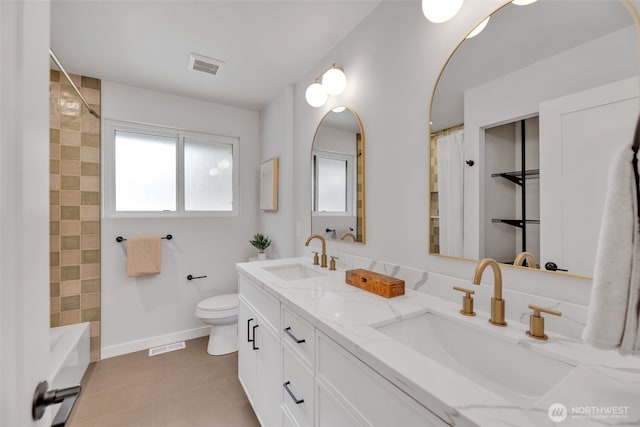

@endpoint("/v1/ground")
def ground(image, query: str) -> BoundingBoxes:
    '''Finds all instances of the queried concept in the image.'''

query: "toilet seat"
[195,293,238,319]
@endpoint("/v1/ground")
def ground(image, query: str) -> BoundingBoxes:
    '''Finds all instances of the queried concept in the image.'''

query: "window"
[312,150,354,215]
[105,121,238,217]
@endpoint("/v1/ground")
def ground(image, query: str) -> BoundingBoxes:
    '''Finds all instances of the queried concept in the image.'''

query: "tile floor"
[67,337,260,427]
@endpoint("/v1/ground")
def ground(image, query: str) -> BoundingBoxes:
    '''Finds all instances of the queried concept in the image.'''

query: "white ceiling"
[430,0,636,132]
[51,0,382,111]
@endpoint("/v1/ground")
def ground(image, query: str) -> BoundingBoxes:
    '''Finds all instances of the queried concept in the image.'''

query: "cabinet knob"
[453,286,476,316]
[526,304,562,340]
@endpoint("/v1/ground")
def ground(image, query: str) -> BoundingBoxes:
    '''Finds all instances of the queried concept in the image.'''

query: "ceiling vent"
[188,53,224,76]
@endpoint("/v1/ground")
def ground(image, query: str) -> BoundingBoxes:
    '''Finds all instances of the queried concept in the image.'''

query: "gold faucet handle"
[452,286,476,316]
[453,286,475,296]
[528,304,562,318]
[527,304,562,340]
[312,251,319,265]
[329,256,339,271]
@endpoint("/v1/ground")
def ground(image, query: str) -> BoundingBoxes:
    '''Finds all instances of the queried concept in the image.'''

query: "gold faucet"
[472,258,507,326]
[514,252,537,269]
[305,234,327,268]
[339,232,356,241]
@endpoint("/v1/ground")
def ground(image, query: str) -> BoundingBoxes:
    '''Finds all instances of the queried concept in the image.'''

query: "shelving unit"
[491,219,540,227]
[490,169,539,185]
[490,119,540,253]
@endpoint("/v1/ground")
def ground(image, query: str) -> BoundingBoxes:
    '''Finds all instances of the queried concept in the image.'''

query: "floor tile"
[152,376,256,427]
[70,378,155,423]
[67,403,153,427]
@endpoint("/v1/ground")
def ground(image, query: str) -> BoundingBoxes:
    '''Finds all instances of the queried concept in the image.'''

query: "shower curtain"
[437,131,464,256]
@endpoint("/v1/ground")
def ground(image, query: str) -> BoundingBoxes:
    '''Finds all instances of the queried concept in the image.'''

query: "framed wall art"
[260,158,278,211]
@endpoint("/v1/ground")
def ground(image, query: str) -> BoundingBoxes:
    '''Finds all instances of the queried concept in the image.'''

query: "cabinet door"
[238,297,257,406]
[254,319,282,427]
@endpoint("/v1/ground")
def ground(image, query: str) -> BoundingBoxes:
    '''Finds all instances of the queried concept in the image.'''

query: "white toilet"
[195,293,239,355]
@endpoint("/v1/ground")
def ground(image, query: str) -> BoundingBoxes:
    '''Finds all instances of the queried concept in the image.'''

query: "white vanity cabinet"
[238,271,447,427]
[238,274,282,427]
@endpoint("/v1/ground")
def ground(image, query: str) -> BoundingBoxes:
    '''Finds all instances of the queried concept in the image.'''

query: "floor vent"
[149,341,186,357]
[188,53,224,76]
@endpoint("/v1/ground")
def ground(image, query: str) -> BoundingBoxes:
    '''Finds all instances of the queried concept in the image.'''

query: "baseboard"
[100,326,211,359]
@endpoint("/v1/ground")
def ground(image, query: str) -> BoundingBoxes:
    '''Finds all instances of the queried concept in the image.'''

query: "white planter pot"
[257,252,266,260]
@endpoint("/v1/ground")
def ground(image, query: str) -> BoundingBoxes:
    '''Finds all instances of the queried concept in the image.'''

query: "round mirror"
[311,107,365,243]
[429,0,638,277]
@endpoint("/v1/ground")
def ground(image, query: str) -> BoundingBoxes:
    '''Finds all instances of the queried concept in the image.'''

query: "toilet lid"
[197,293,238,312]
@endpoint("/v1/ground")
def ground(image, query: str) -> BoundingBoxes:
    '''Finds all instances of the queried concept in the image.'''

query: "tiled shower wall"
[50,70,101,361]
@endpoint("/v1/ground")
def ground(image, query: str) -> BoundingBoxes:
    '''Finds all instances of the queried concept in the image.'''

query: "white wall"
[100,81,260,357]
[258,85,295,259]
[483,123,517,262]
[259,0,640,308]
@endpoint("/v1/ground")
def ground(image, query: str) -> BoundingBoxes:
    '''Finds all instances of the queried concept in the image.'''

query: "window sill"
[104,211,238,219]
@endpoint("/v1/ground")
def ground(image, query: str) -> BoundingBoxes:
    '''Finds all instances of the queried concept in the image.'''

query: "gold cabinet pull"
[526,304,562,340]
[453,286,476,316]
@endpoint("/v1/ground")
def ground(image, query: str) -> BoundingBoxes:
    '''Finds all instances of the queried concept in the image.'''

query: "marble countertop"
[236,257,640,427]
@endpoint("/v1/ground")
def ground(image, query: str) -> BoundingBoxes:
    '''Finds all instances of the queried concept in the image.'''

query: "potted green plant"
[250,233,271,260]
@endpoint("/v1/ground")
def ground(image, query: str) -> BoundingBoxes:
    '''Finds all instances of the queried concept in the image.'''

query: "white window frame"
[103,119,240,218]
[311,149,354,217]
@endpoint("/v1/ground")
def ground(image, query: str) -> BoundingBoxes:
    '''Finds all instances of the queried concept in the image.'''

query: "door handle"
[544,262,568,272]
[252,324,259,350]
[247,318,254,343]
[32,380,81,424]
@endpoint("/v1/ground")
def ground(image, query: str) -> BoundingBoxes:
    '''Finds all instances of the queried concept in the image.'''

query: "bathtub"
[49,323,90,420]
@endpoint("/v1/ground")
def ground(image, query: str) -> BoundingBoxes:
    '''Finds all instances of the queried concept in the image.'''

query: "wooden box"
[345,269,405,298]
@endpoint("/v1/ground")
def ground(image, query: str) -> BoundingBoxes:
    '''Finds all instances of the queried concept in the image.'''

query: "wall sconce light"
[422,0,464,23]
[305,64,347,108]
[305,80,328,108]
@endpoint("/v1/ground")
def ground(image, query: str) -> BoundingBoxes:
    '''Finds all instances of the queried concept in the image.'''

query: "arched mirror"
[311,107,365,243]
[429,0,638,277]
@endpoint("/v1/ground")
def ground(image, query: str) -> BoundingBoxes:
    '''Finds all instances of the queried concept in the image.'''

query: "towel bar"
[116,234,173,243]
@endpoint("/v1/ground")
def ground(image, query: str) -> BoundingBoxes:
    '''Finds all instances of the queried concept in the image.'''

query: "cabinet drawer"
[317,383,363,427]
[239,273,280,331]
[282,306,314,366]
[282,405,298,427]
[283,347,314,427]
[317,331,447,427]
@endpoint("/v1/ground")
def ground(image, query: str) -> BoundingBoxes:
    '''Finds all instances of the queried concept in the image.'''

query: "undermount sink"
[263,264,326,281]
[376,312,574,406]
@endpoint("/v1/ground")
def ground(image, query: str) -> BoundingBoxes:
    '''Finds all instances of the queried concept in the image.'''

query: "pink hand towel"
[126,236,161,277]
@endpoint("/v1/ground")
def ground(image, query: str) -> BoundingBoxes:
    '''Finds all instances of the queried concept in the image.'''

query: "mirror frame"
[427,0,640,280]
[310,106,366,244]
